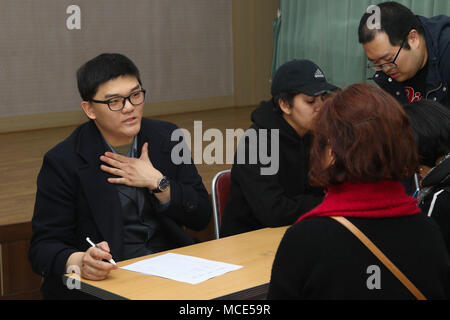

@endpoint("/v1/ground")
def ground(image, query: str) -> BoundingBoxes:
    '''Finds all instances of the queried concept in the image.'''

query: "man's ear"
[278,99,292,115]
[407,29,421,50]
[81,101,96,120]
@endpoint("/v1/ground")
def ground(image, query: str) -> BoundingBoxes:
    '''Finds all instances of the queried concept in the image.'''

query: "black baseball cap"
[271,59,338,97]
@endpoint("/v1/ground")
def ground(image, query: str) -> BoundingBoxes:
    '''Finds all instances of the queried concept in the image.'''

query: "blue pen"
[413,173,420,199]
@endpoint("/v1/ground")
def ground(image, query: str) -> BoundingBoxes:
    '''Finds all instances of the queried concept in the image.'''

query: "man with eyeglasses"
[358,2,450,108]
[29,53,212,299]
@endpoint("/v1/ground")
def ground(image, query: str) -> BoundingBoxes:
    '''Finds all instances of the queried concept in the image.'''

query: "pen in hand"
[86,237,117,266]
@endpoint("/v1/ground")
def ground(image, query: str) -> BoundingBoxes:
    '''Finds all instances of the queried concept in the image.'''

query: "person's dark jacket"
[219,100,324,237]
[418,154,450,256]
[371,15,450,108]
[29,118,211,299]
[268,215,450,300]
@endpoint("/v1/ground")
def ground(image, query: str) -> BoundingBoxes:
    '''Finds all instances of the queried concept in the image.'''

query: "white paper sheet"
[120,253,243,285]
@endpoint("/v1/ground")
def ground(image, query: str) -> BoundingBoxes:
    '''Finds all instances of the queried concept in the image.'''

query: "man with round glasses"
[358,1,450,107]
[29,53,212,299]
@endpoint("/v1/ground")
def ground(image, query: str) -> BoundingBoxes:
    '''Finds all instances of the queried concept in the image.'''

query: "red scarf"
[297,180,421,223]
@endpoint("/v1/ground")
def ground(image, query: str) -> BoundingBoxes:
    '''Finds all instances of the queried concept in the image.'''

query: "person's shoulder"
[45,122,89,159]
[285,217,336,241]
[420,15,450,52]
[275,218,337,261]
[294,216,336,228]
[419,15,450,28]
[39,122,93,177]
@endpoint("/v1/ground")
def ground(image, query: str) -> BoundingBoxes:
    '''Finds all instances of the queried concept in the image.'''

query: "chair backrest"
[211,170,231,239]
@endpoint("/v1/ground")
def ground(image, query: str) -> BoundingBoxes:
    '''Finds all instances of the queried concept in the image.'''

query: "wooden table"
[64,227,288,300]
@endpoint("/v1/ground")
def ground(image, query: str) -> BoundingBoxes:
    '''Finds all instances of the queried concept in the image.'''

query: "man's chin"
[123,123,141,139]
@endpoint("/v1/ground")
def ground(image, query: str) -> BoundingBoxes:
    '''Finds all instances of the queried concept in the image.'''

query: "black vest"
[115,184,158,259]
[106,138,172,260]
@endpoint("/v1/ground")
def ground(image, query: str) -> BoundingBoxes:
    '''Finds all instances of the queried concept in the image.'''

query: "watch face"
[159,177,170,191]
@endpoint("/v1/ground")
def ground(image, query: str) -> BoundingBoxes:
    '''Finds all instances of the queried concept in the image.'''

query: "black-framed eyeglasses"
[90,89,146,111]
[367,37,406,72]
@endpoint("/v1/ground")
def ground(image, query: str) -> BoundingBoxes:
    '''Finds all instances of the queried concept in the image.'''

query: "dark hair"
[273,90,338,115]
[403,100,450,168]
[309,83,418,187]
[358,1,424,50]
[77,53,142,101]
[273,90,302,114]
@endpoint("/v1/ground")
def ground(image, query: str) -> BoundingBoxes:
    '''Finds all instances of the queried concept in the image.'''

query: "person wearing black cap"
[220,59,338,237]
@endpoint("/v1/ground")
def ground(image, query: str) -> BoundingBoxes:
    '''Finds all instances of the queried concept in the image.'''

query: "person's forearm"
[154,187,171,204]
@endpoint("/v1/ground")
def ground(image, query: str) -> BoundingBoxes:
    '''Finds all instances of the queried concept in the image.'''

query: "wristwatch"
[151,176,170,194]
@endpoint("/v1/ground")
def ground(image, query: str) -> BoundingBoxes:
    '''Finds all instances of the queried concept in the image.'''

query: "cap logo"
[314,69,325,79]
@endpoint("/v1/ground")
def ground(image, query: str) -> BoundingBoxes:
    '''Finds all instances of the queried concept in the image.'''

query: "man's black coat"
[29,118,211,298]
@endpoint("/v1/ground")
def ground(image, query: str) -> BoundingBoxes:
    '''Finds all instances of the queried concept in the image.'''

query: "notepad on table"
[120,253,243,285]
